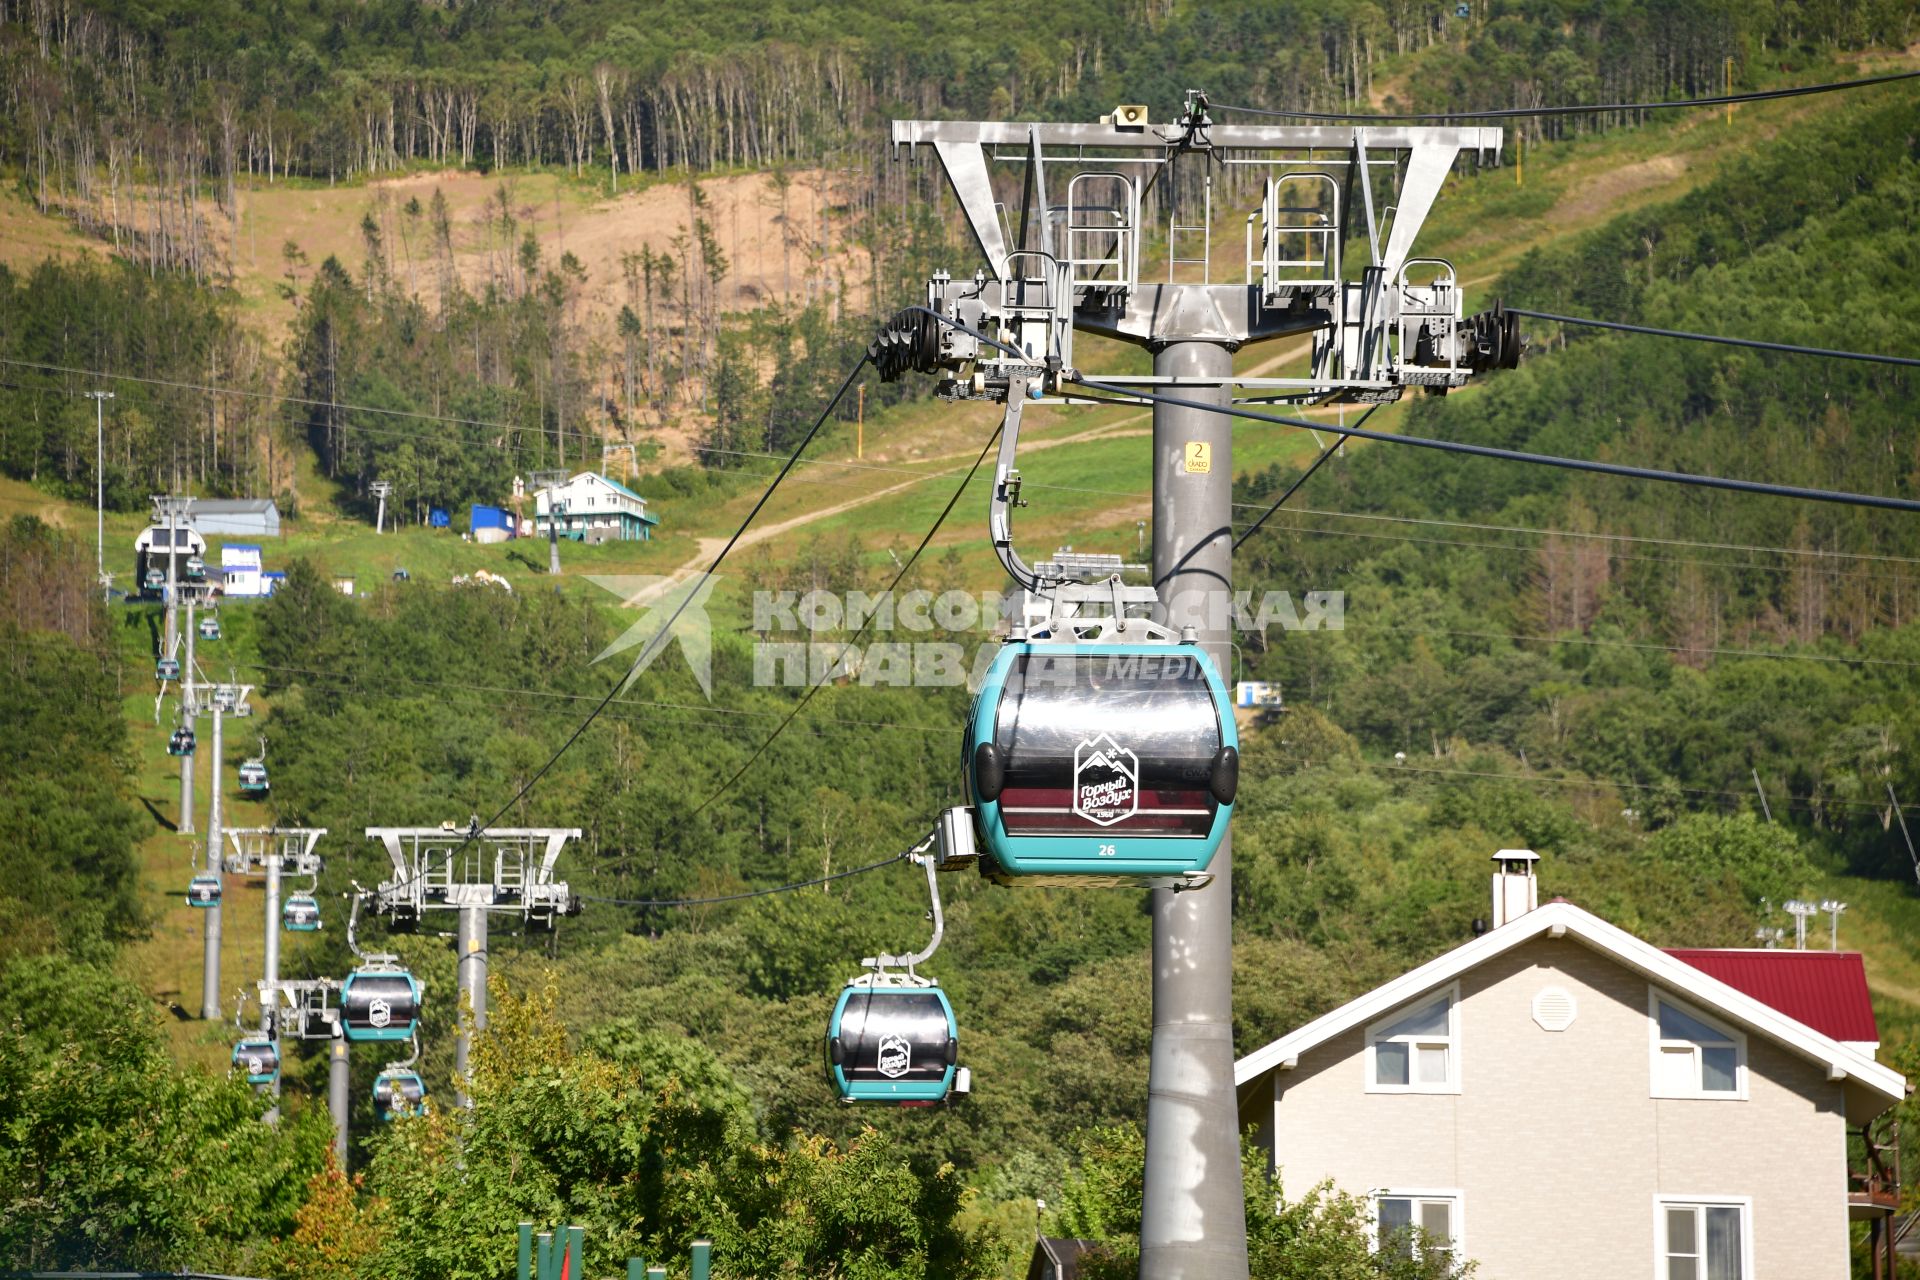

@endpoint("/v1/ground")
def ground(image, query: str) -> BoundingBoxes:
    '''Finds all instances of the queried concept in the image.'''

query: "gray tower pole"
[1140,338,1248,1280]
[163,502,179,653]
[455,904,489,1106]
[263,851,282,1118]
[329,1025,350,1169]
[199,700,225,1020]
[178,595,196,834]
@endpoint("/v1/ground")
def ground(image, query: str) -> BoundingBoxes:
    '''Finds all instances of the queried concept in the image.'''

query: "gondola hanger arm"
[862,850,944,973]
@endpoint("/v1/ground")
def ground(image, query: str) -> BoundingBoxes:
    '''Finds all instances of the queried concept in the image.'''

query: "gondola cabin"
[282,893,322,932]
[186,873,221,908]
[826,980,958,1104]
[184,555,207,582]
[964,642,1238,883]
[156,657,181,682]
[372,1069,427,1120]
[133,522,207,597]
[168,728,196,757]
[237,759,269,798]
[199,615,221,641]
[233,1036,280,1085]
[341,966,420,1042]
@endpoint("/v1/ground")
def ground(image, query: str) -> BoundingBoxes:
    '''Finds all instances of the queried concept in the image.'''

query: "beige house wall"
[1251,936,1850,1279]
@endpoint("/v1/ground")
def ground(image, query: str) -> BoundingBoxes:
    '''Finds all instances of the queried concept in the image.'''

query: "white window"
[1655,1197,1750,1280]
[1648,991,1746,1099]
[1373,1191,1461,1264]
[1366,985,1459,1092]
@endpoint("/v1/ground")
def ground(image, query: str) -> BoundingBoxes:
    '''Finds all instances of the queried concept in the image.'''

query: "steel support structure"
[329,1026,350,1167]
[888,98,1508,1280]
[1145,340,1245,1278]
[200,696,224,1020]
[455,904,490,1106]
[178,594,197,835]
[364,826,579,1106]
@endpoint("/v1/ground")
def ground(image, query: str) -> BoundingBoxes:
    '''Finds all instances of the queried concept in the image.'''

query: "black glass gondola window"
[837,991,953,1084]
[992,652,1222,837]
[343,973,417,1034]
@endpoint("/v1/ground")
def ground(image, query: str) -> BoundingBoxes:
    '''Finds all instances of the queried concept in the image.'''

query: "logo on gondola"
[877,1033,912,1078]
[368,998,392,1029]
[1073,734,1138,826]
[246,1054,266,1075]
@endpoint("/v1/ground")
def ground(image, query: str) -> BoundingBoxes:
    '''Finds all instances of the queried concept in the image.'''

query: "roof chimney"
[1491,849,1540,928]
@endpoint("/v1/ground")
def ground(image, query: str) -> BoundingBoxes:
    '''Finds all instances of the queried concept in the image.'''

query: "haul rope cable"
[1233,407,1375,550]
[376,355,872,899]
[685,416,1007,819]
[1068,376,1920,513]
[578,841,927,909]
[1505,309,1920,367]
[1212,68,1920,121]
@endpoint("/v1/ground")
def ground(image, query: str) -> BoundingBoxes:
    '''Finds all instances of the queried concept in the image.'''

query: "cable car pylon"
[879,90,1517,1280]
[826,838,968,1106]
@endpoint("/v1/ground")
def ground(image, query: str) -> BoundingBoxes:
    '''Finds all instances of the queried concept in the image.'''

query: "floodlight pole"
[200,696,225,1020]
[455,902,489,1106]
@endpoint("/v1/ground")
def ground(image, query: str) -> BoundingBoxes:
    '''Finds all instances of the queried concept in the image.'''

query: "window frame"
[1370,1188,1464,1264]
[1652,1194,1752,1280]
[1647,989,1748,1100]
[1364,983,1461,1095]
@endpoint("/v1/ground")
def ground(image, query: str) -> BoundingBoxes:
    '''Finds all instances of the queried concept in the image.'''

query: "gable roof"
[1667,948,1879,1045]
[1234,899,1906,1110]
[1026,1238,1103,1280]
[188,498,279,515]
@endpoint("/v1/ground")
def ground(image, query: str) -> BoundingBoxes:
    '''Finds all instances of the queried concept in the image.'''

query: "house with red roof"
[1235,851,1909,1280]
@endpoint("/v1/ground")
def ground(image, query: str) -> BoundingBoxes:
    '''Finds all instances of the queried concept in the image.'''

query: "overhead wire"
[1507,309,1920,367]
[1234,409,1370,550]
[371,354,872,902]
[685,417,1006,820]
[1069,376,1920,513]
[1210,68,1920,122]
[577,848,916,909]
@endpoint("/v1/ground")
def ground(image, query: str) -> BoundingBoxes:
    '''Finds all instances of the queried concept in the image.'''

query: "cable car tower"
[364,824,582,1105]
[880,93,1516,1280]
[192,681,253,1021]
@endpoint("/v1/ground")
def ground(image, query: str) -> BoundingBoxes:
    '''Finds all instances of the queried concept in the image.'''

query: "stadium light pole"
[86,391,113,595]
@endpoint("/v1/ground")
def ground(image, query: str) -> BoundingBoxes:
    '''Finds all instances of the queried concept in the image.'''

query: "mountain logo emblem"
[1073,734,1138,826]
[368,998,392,1029]
[877,1033,912,1079]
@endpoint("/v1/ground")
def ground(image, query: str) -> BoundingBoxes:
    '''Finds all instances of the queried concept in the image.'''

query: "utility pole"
[548,499,565,576]
[884,97,1511,1280]
[87,391,112,596]
[1819,899,1847,950]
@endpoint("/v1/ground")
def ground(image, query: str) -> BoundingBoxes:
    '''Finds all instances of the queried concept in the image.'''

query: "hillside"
[4,13,1920,1278]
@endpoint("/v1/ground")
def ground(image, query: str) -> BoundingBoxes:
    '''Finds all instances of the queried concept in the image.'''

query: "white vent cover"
[1532,986,1577,1032]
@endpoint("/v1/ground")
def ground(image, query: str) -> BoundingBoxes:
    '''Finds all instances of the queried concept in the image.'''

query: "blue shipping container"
[470,504,513,533]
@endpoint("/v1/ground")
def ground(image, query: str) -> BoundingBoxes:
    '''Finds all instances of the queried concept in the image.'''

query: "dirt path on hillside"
[623,414,1161,602]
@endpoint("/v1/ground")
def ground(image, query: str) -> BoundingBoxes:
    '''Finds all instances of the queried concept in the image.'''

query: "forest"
[4,2,1920,1276]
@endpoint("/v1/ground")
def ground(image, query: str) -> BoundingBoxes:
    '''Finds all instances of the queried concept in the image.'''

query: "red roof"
[1665,949,1879,1044]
